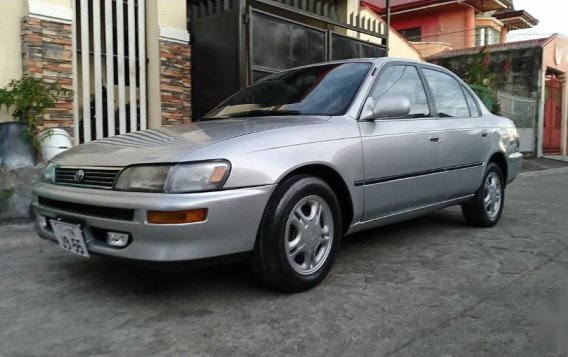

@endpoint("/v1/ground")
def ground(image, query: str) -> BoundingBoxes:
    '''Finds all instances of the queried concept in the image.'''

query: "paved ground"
[2,168,568,356]
[522,157,568,172]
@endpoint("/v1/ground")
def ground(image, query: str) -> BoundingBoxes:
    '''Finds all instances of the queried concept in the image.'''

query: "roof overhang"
[363,0,512,15]
[494,10,539,30]
[426,34,556,60]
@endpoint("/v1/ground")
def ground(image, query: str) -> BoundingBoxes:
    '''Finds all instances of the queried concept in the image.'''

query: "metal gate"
[249,10,327,82]
[73,0,147,144]
[190,0,388,118]
[543,77,563,154]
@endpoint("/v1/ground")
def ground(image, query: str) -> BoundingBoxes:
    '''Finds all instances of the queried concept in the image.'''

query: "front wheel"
[461,163,505,227]
[251,175,342,292]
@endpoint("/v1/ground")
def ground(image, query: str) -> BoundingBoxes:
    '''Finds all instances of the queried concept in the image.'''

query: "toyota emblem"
[74,170,85,182]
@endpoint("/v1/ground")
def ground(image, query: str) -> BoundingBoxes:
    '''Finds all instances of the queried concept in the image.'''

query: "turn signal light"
[210,165,228,184]
[147,209,208,224]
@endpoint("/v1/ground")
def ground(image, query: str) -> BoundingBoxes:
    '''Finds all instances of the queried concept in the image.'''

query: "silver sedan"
[33,58,522,291]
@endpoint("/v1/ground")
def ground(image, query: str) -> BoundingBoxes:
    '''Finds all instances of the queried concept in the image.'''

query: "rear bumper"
[506,152,523,184]
[32,183,275,262]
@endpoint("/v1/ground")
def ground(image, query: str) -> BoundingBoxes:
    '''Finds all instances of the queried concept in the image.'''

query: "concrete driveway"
[2,168,568,356]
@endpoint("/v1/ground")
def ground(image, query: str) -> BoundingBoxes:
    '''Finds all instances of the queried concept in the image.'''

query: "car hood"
[52,116,330,167]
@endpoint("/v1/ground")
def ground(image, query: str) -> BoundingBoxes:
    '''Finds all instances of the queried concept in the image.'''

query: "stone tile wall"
[21,16,74,136]
[159,39,192,125]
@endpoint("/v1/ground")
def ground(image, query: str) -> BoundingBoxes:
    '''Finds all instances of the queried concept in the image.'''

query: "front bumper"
[33,183,275,261]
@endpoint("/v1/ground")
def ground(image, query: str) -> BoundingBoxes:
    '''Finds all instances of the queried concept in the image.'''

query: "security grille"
[73,0,147,144]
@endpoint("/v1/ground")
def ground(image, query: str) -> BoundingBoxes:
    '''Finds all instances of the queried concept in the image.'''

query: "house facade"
[361,0,537,58]
[0,0,421,147]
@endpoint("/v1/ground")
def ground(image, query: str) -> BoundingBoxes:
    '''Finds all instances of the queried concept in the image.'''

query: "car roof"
[258,57,456,85]
[283,57,444,71]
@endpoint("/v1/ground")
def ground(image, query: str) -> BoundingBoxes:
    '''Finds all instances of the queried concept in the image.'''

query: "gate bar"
[105,0,116,137]
[138,0,147,130]
[71,0,79,145]
[128,0,137,132]
[80,0,91,142]
[93,0,103,139]
[117,0,127,134]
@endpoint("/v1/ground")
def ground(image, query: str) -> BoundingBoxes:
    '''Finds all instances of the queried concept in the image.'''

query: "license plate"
[51,220,90,258]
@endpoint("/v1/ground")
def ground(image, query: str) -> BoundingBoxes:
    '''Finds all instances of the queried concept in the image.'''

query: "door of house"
[543,78,563,154]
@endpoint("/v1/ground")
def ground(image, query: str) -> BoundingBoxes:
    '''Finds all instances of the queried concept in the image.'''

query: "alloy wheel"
[284,195,334,275]
[483,171,502,220]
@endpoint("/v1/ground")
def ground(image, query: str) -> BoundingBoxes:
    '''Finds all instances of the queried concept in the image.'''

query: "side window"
[463,87,481,117]
[423,69,470,118]
[369,65,431,118]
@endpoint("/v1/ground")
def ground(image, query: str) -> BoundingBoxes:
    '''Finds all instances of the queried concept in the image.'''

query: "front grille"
[55,167,121,189]
[38,196,135,221]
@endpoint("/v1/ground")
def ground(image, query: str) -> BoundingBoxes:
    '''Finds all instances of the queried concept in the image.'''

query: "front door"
[359,64,445,221]
[543,78,563,154]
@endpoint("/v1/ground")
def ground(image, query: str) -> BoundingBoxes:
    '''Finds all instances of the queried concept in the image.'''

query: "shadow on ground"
[55,208,468,298]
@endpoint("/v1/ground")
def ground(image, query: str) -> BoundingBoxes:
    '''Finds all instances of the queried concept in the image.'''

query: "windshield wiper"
[225,109,302,118]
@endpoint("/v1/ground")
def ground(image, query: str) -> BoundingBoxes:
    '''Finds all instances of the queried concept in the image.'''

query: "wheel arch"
[277,164,354,233]
[488,151,508,184]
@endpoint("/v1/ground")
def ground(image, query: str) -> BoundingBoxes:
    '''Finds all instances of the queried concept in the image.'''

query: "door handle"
[428,133,442,143]
[481,130,489,137]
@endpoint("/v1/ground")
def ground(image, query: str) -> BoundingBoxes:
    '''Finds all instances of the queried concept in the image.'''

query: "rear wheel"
[461,163,505,227]
[252,175,342,292]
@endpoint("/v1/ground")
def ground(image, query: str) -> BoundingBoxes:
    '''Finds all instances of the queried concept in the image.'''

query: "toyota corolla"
[33,58,522,292]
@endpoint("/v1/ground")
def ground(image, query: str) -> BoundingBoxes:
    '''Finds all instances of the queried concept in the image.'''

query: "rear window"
[423,69,470,118]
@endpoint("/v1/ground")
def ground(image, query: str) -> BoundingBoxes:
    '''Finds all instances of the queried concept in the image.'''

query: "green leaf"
[0,76,65,131]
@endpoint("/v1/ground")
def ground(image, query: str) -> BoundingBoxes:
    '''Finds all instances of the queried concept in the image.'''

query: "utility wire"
[398,26,556,40]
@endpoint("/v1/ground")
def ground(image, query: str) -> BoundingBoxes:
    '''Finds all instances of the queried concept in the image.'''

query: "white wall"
[518,128,535,153]
[158,0,186,29]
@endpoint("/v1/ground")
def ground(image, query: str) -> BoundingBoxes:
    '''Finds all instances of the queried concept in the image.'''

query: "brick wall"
[159,40,192,125]
[21,16,74,136]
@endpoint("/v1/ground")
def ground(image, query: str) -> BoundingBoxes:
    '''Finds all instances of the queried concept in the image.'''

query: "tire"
[461,163,505,227]
[252,175,342,292]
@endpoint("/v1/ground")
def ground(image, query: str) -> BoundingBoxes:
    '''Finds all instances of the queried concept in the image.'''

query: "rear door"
[359,64,446,221]
[421,67,491,200]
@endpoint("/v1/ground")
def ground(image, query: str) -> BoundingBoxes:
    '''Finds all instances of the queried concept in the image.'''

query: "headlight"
[114,161,230,193]
[114,165,170,192]
[41,162,57,183]
[165,161,230,193]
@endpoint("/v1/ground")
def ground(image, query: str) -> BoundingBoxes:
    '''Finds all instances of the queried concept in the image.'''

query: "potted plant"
[0,76,66,168]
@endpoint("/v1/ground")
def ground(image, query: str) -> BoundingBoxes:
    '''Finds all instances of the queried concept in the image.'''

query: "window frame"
[475,26,500,47]
[419,66,473,120]
[358,62,435,121]
[461,85,482,117]
[399,27,422,42]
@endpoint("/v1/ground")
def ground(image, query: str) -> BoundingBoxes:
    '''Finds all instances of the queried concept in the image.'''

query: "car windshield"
[203,62,372,119]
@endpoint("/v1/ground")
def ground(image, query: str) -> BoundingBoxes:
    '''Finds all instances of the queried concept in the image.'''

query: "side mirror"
[360,95,412,121]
